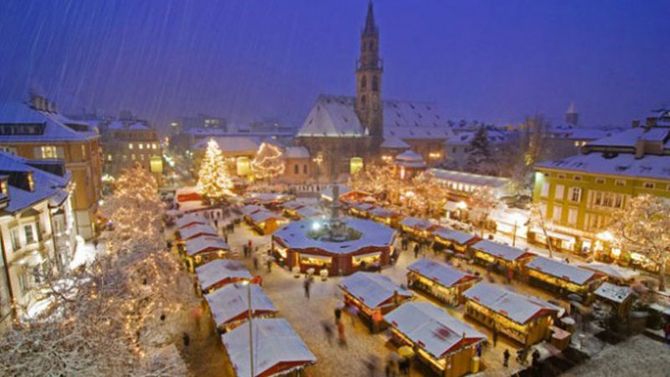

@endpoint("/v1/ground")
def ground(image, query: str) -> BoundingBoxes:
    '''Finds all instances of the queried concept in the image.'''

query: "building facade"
[0,98,102,239]
[531,112,670,265]
[0,153,75,326]
[101,119,163,184]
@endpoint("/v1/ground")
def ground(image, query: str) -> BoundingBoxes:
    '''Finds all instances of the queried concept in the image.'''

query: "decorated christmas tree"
[196,139,233,201]
[251,142,285,180]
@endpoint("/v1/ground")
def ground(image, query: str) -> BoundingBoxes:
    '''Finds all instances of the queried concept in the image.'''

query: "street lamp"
[240,280,254,377]
[510,213,526,247]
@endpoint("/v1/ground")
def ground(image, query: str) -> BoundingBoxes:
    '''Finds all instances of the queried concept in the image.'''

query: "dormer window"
[27,172,34,191]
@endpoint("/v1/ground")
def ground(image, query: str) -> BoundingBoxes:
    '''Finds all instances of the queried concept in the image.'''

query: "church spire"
[363,1,377,36]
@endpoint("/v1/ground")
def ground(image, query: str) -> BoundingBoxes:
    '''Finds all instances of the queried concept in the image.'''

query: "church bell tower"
[355,1,384,147]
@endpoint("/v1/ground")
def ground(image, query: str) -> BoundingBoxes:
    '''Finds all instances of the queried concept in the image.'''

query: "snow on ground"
[561,335,670,377]
[69,235,104,269]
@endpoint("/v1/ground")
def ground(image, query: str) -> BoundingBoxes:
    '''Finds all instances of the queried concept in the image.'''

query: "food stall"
[177,223,218,242]
[349,202,376,218]
[221,318,316,377]
[339,272,413,331]
[407,259,479,306]
[469,239,535,271]
[385,302,486,377]
[400,217,437,241]
[195,259,253,294]
[524,256,605,297]
[463,283,559,346]
[368,206,401,227]
[183,235,230,271]
[175,213,208,230]
[432,227,478,253]
[593,282,635,321]
[247,209,289,235]
[205,283,278,333]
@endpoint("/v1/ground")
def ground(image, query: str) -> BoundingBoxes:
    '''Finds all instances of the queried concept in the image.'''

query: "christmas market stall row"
[339,272,413,332]
[385,302,487,377]
[241,204,289,235]
[174,214,230,271]
[463,283,561,346]
[407,258,479,306]
[524,256,606,297]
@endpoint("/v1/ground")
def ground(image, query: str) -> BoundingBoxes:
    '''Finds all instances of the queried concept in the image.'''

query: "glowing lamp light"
[311,221,322,231]
[596,231,614,242]
[456,201,468,210]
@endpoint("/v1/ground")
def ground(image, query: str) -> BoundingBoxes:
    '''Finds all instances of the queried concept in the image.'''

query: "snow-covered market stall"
[195,259,253,294]
[221,318,316,377]
[407,259,480,306]
[463,283,560,346]
[385,302,486,377]
[183,235,229,271]
[400,216,438,241]
[432,227,478,253]
[177,223,218,241]
[524,256,605,297]
[247,209,289,235]
[469,239,535,272]
[205,283,278,333]
[339,272,413,331]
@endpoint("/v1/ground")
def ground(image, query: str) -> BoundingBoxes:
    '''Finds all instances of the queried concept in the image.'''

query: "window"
[554,184,565,200]
[131,154,136,160]
[552,205,563,223]
[294,164,299,174]
[595,178,605,184]
[123,154,128,161]
[644,182,655,189]
[303,164,307,174]
[558,174,566,179]
[573,175,582,181]
[0,146,16,155]
[40,145,58,159]
[139,143,144,150]
[568,208,578,226]
[615,179,625,186]
[569,187,582,202]
[540,182,550,198]
[128,143,134,149]
[10,228,20,251]
[152,143,157,149]
[361,76,367,89]
[107,154,112,161]
[24,225,35,244]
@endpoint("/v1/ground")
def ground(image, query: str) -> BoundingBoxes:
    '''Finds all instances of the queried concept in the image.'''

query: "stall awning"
[300,253,331,261]
[353,251,381,260]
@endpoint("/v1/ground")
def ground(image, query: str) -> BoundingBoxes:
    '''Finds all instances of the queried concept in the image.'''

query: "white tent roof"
[339,272,413,309]
[179,224,218,240]
[426,168,511,189]
[471,239,531,262]
[578,262,639,281]
[221,318,316,377]
[385,302,485,358]
[464,283,559,324]
[196,259,253,291]
[241,204,265,216]
[400,217,435,230]
[432,227,476,245]
[176,213,208,229]
[206,284,277,328]
[184,235,229,256]
[407,259,475,288]
[526,256,597,285]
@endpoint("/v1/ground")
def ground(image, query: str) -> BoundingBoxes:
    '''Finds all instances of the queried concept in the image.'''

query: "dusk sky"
[1,0,669,129]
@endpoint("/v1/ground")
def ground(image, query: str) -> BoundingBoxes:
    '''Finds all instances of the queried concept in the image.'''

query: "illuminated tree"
[608,195,670,291]
[197,139,233,201]
[251,142,285,180]
[465,126,497,175]
[469,187,499,235]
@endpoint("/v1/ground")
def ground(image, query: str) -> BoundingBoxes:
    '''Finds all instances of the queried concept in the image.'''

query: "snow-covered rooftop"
[175,213,208,229]
[536,152,670,181]
[407,259,476,288]
[195,259,253,291]
[249,209,284,224]
[432,227,477,245]
[578,262,639,281]
[395,150,426,168]
[0,102,99,142]
[221,318,316,377]
[385,302,485,358]
[184,235,229,256]
[205,283,277,328]
[464,283,559,324]
[179,224,218,240]
[381,136,410,149]
[240,204,265,215]
[587,127,669,148]
[471,239,532,262]
[284,146,310,159]
[339,272,413,309]
[400,217,435,231]
[526,256,598,285]
[426,168,511,189]
[274,217,395,255]
[594,282,633,304]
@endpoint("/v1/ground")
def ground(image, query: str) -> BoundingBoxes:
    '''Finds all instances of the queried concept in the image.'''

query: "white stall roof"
[339,272,413,309]
[385,302,485,358]
[196,259,252,291]
[594,282,633,304]
[578,262,639,281]
[184,235,229,257]
[176,213,208,229]
[249,210,284,224]
[179,224,218,240]
[206,283,277,328]
[464,283,559,324]
[369,206,397,218]
[526,256,597,285]
[241,204,265,216]
[433,227,476,245]
[471,239,531,262]
[408,259,475,288]
[221,318,316,377]
[295,206,323,219]
[400,217,434,230]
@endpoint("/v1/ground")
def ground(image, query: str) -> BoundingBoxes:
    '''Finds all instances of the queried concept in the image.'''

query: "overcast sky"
[1,0,669,129]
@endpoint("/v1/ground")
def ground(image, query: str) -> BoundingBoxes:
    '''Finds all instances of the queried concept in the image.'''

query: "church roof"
[297,95,452,141]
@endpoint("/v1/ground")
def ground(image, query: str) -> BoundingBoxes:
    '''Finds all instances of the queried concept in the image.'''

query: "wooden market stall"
[469,239,535,272]
[368,206,401,227]
[524,256,605,297]
[247,209,288,235]
[463,283,560,346]
[349,202,376,218]
[339,272,413,331]
[177,223,218,242]
[205,283,278,333]
[593,282,635,321]
[221,318,316,377]
[195,259,253,294]
[432,227,478,253]
[183,235,230,271]
[175,213,208,230]
[385,302,487,377]
[400,217,437,241]
[407,258,480,306]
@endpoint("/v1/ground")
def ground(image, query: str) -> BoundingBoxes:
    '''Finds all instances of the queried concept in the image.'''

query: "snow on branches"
[251,142,285,180]
[196,139,234,201]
